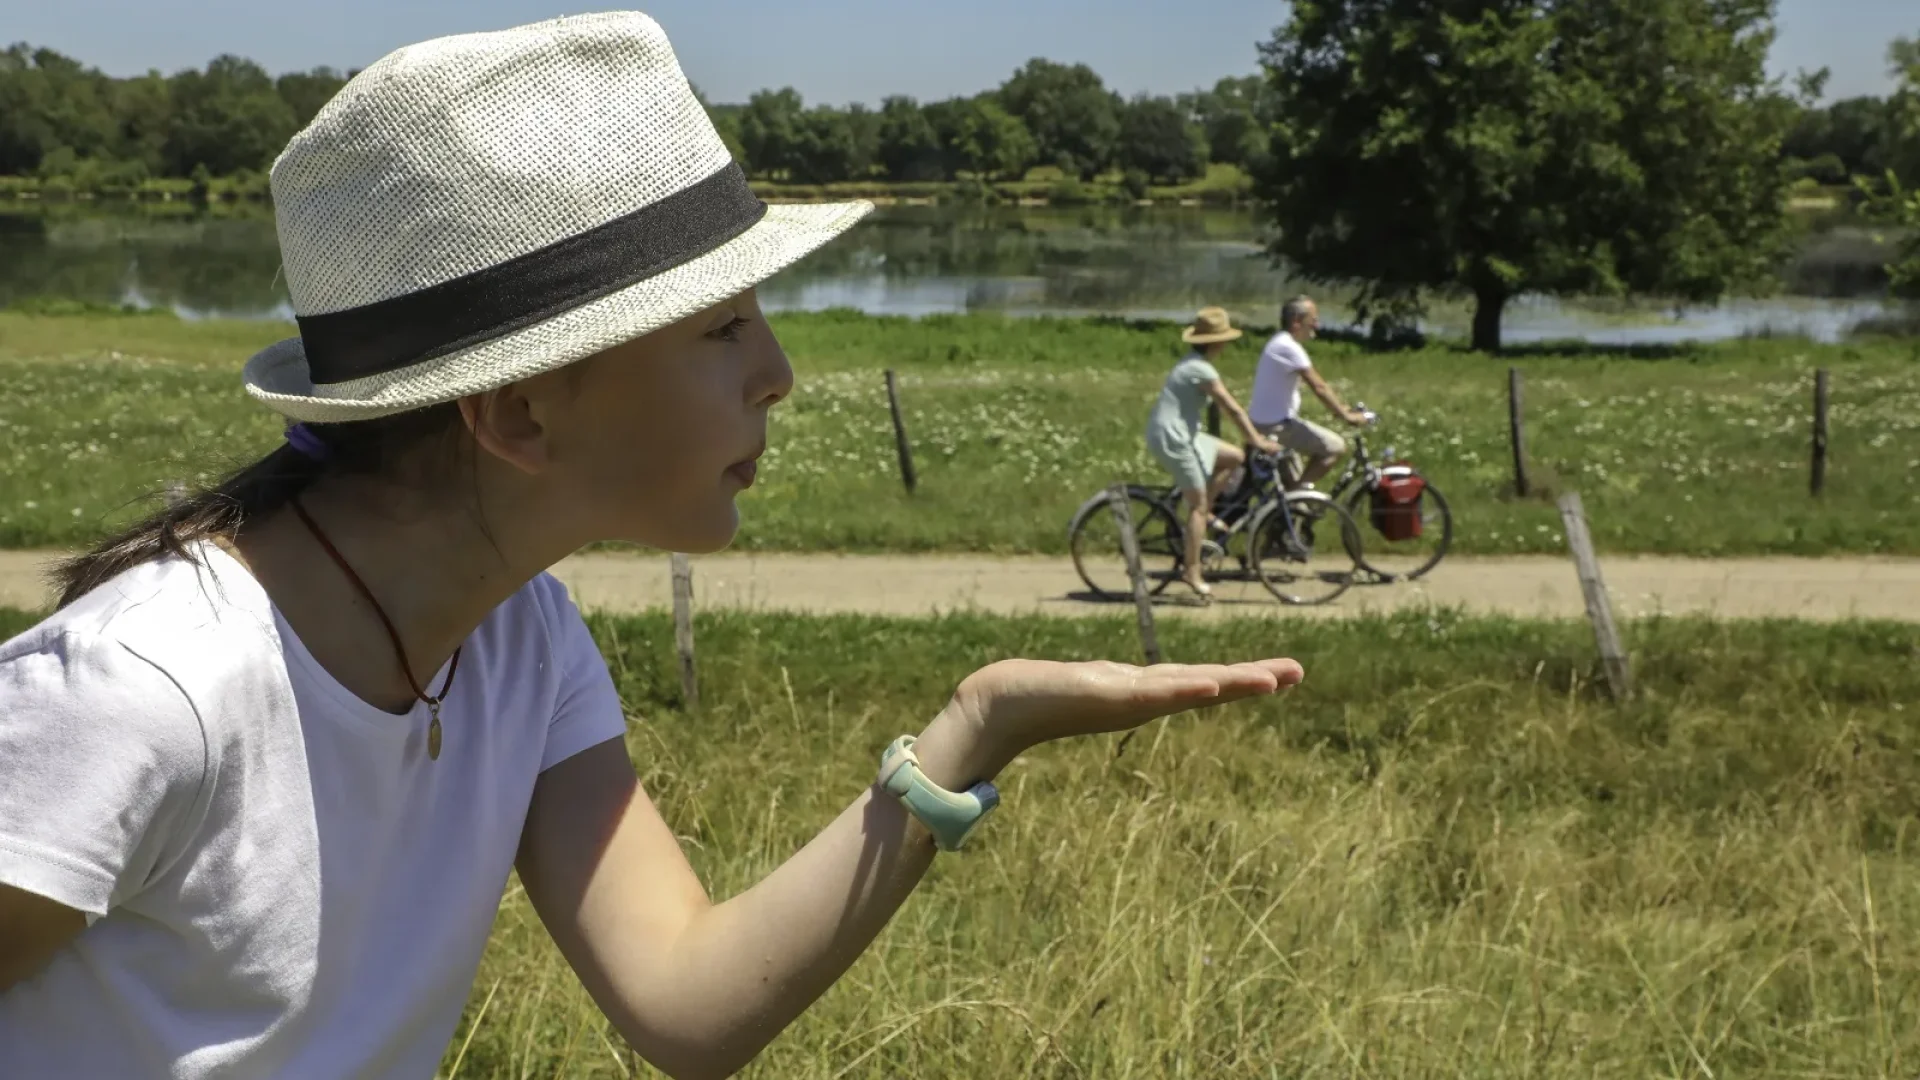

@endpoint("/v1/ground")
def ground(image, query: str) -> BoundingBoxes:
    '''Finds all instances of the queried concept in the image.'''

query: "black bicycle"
[1066,447,1364,606]
[1303,405,1453,582]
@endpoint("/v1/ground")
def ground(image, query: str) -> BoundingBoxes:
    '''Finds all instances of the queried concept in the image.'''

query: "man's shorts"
[1257,417,1346,458]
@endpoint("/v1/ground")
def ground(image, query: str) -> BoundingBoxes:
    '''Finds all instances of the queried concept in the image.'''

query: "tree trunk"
[1471,288,1507,353]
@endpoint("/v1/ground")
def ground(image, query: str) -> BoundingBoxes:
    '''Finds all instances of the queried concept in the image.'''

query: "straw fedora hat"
[242,12,872,422]
[1180,306,1244,345]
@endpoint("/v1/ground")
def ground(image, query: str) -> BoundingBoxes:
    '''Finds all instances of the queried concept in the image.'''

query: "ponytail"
[52,403,466,609]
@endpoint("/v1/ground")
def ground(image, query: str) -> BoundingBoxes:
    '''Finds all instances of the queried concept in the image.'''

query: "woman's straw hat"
[242,12,871,422]
[1180,306,1244,345]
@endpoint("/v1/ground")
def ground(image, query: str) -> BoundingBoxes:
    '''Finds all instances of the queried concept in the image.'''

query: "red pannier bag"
[1370,472,1426,541]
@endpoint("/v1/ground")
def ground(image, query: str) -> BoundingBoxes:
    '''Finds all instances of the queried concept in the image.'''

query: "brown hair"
[52,405,468,609]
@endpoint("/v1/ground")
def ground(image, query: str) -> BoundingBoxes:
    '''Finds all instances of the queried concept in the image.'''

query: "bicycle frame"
[1321,432,1386,503]
[1148,451,1312,569]
[1121,445,1305,568]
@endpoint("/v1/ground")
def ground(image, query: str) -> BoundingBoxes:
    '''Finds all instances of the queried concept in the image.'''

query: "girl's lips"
[726,459,758,488]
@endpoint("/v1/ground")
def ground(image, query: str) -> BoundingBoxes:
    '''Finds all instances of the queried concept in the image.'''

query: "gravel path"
[4,550,1916,622]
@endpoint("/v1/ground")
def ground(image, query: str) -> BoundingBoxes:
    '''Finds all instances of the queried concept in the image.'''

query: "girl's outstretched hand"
[938,657,1305,761]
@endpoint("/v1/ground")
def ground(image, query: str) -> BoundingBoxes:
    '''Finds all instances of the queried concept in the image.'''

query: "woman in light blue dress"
[1144,307,1279,598]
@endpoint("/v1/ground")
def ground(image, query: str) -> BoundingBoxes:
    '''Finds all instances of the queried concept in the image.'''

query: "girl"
[1144,307,1282,598]
[0,14,1301,1079]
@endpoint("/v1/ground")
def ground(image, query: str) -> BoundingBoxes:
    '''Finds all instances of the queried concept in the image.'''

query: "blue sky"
[9,0,1913,105]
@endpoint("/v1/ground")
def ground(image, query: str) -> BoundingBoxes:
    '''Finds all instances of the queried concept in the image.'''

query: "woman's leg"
[1170,437,1220,595]
[1181,486,1210,592]
[1207,442,1245,510]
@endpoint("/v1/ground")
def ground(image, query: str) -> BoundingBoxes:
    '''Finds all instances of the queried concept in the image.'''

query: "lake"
[0,203,1900,345]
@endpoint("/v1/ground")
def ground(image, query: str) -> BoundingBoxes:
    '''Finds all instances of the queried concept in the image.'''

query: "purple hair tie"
[285,423,331,462]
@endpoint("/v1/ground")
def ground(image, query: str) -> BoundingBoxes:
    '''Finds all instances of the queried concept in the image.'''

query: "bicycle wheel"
[1068,486,1184,600]
[1346,473,1452,582]
[1249,492,1362,605]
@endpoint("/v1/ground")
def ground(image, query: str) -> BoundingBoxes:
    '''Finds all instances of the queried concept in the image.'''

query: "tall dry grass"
[429,608,1920,1078]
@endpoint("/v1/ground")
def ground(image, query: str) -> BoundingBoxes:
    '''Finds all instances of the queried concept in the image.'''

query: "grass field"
[5,604,1909,1076]
[2,310,1918,557]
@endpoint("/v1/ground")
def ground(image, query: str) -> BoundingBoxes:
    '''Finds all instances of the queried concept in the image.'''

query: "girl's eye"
[710,315,753,342]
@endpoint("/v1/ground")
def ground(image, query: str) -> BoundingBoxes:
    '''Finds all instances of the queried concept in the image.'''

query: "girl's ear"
[459,387,550,476]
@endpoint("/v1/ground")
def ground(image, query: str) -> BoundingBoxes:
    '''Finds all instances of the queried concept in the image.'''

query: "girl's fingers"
[1120,659,1303,716]
[1134,659,1302,697]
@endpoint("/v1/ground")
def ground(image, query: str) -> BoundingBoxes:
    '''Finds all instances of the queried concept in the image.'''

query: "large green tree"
[0,46,119,175]
[1784,96,1895,181]
[877,96,945,181]
[112,72,172,177]
[842,102,882,181]
[996,59,1121,179]
[1117,95,1205,183]
[275,68,348,129]
[163,55,296,176]
[736,87,804,178]
[786,105,860,184]
[1887,34,1920,186]
[1180,75,1274,173]
[947,96,1037,180]
[737,90,875,184]
[1873,34,1920,295]
[1256,0,1805,352]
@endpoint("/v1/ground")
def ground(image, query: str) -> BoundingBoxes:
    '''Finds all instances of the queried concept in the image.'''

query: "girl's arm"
[516,657,1300,1080]
[0,885,86,994]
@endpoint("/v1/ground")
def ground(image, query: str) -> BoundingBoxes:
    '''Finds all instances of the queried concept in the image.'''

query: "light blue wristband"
[877,735,1000,852]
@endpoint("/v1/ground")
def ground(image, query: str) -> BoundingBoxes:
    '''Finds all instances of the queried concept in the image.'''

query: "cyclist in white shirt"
[1247,296,1370,488]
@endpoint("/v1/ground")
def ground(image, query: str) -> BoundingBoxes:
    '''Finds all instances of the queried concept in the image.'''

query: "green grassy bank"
[1,309,1917,557]
[2,605,1911,1076]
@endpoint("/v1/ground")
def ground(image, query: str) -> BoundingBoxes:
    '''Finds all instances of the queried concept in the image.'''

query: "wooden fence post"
[1508,367,1530,498]
[1106,484,1164,666]
[1811,368,1829,497]
[1555,492,1631,702]
[670,553,698,710]
[884,369,918,494]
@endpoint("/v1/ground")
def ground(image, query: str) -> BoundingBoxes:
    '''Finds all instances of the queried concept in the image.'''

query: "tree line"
[0,45,1267,189]
[9,34,1913,196]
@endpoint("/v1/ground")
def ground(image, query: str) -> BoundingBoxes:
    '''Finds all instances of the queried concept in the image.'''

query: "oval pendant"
[428,713,443,761]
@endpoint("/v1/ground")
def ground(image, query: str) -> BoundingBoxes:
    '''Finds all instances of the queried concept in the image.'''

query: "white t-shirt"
[0,543,628,1078]
[1248,330,1314,427]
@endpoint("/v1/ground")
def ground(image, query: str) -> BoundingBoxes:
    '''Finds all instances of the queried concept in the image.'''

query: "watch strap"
[878,735,999,852]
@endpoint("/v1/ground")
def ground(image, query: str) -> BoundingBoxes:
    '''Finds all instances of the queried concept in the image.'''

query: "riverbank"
[0,169,1871,214]
[0,163,1259,209]
[2,310,1915,558]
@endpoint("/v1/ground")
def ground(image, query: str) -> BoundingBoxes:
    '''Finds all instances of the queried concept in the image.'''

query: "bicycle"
[1295,402,1453,582]
[1066,446,1365,606]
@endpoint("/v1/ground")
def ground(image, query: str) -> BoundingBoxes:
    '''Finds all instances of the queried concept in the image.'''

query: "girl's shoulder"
[5,545,278,678]
[0,553,231,855]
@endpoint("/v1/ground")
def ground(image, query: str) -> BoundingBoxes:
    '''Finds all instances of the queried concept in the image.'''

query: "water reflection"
[0,204,1897,344]
[0,210,289,318]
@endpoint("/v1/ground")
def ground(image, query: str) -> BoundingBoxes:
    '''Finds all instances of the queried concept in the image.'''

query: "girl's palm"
[947,657,1304,749]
